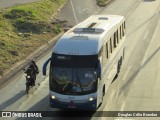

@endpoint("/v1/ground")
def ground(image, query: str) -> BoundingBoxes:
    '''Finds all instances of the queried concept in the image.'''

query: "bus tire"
[98,86,105,108]
[120,56,123,67]
[117,60,121,73]
[102,86,105,101]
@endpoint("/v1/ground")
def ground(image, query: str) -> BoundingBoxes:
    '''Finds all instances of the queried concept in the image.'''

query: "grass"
[0,0,67,76]
[96,0,111,7]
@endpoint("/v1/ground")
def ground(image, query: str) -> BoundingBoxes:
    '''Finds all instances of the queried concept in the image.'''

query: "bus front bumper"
[50,97,97,111]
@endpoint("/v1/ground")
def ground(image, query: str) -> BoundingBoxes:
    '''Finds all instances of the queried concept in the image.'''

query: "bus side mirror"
[97,61,101,79]
[43,58,51,76]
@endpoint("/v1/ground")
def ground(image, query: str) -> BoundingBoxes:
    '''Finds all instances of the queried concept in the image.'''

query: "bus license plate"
[68,105,76,108]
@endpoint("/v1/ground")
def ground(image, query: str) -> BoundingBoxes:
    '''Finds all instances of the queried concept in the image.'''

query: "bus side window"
[98,47,103,69]
[106,42,109,59]
[114,32,117,48]
[108,40,111,57]
[117,30,119,44]
[110,38,112,53]
[120,26,122,39]
[111,35,115,52]
[124,21,126,34]
[122,22,125,36]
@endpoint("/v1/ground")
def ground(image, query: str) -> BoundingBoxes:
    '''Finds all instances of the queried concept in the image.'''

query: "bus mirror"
[43,58,51,76]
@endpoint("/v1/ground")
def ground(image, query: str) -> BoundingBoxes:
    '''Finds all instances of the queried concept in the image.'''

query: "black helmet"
[32,59,36,63]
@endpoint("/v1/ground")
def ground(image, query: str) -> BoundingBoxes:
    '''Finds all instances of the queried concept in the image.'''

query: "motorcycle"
[25,75,34,93]
[24,68,35,93]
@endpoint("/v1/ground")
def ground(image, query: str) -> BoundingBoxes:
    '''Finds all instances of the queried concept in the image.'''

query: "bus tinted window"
[52,53,98,68]
[120,26,122,39]
[117,30,119,44]
[114,32,117,47]
[106,42,109,59]
[110,38,112,53]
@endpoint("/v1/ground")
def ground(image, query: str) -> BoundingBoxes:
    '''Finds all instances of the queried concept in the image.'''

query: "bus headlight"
[89,97,94,101]
[51,95,56,99]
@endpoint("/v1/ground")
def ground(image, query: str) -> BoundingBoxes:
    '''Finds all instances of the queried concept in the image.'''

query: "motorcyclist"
[25,59,39,85]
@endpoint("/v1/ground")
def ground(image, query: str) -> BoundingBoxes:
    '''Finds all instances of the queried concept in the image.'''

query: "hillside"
[0,0,67,76]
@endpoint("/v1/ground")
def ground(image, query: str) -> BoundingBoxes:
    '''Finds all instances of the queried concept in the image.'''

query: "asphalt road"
[58,0,100,25]
[0,0,160,120]
[0,0,41,9]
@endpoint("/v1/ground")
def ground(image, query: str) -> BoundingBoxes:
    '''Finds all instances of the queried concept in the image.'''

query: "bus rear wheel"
[102,86,105,101]
[117,56,123,74]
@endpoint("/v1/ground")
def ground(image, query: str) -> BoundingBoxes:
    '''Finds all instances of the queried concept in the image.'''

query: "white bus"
[43,15,126,110]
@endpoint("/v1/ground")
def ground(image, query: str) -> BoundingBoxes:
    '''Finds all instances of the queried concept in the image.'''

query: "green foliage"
[0,0,67,76]
[97,0,109,7]
[4,8,49,33]
[4,8,37,20]
[13,20,52,33]
[53,24,62,34]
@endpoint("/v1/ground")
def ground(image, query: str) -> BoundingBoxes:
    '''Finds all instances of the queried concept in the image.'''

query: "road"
[58,0,100,25]
[0,0,160,120]
[0,0,41,9]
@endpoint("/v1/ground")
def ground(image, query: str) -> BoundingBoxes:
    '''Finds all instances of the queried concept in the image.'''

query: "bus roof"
[53,15,125,55]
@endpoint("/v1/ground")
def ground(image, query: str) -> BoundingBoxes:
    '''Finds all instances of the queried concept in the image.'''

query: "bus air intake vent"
[73,28,104,33]
[87,22,97,28]
[98,17,108,20]
[70,36,88,40]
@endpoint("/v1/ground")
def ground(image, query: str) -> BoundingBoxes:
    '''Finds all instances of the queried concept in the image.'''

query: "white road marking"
[83,8,91,15]
[120,101,125,111]
[126,0,141,18]
[141,19,160,66]
[70,0,78,24]
[122,66,131,81]
[144,31,148,40]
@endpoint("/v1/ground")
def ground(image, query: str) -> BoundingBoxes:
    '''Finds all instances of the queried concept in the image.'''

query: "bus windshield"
[51,68,97,95]
[49,53,98,95]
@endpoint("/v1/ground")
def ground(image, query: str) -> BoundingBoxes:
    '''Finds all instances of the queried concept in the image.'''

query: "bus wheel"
[102,86,105,101]
[112,74,118,83]
[117,57,122,74]
[117,60,121,73]
[98,87,105,108]
[120,56,123,67]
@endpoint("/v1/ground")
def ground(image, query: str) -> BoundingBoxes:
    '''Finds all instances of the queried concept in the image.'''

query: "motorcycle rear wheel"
[26,85,30,93]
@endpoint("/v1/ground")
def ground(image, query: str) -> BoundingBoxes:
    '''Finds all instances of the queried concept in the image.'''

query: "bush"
[97,0,108,7]
[4,8,55,33]
[14,20,51,33]
[4,8,37,20]
[53,24,62,34]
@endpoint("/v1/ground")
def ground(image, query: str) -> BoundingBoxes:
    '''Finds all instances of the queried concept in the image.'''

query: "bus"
[43,15,126,110]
